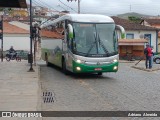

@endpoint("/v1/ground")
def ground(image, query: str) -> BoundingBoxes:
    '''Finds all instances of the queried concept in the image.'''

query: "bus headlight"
[76,59,85,63]
[113,66,118,70]
[76,67,81,71]
[76,59,82,63]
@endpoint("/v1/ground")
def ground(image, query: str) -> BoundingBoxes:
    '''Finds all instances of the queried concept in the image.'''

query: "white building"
[112,16,158,60]
[0,21,30,51]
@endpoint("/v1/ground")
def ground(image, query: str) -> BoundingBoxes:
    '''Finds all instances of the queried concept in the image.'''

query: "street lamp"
[28,0,34,72]
[67,0,80,14]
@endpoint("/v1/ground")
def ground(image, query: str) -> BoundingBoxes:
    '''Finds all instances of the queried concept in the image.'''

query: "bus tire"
[97,72,102,75]
[45,53,51,66]
[62,59,69,75]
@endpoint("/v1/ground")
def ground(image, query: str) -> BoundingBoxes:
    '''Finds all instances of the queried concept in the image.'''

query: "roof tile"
[112,16,157,31]
[41,30,63,39]
[144,19,160,25]
[3,22,29,34]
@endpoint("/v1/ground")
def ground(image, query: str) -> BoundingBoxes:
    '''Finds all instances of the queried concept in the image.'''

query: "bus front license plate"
[95,68,102,71]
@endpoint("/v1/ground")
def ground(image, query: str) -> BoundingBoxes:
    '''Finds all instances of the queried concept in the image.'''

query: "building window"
[126,34,134,39]
[144,34,151,46]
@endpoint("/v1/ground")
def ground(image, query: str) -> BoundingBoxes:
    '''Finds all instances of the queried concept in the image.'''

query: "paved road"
[38,62,160,120]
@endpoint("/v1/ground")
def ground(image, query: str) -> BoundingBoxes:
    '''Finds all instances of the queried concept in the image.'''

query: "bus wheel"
[45,54,50,66]
[97,72,102,75]
[46,60,51,66]
[62,60,69,75]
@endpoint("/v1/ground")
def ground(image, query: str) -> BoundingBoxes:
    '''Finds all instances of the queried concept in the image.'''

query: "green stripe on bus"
[72,60,118,73]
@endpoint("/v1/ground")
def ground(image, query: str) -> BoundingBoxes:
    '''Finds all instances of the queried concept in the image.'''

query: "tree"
[128,16,141,23]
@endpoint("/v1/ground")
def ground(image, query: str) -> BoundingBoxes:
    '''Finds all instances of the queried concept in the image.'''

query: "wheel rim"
[156,59,160,64]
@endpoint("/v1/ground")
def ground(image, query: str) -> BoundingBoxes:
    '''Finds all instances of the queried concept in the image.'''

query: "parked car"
[153,55,160,64]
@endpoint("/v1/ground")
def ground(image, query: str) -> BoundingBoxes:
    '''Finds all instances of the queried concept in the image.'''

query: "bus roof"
[41,14,114,28]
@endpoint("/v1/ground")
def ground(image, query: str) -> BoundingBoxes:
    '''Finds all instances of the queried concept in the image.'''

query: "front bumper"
[72,61,118,73]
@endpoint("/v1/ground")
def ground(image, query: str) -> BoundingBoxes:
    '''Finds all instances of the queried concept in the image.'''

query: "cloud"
[30,0,160,16]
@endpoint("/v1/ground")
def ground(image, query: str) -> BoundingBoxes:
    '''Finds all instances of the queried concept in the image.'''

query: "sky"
[29,0,160,16]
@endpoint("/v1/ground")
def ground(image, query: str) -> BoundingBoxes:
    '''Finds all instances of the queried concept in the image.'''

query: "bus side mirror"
[68,24,73,39]
[116,25,125,39]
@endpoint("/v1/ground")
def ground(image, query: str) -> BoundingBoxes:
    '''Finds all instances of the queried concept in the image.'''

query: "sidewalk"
[120,60,160,72]
[0,60,40,111]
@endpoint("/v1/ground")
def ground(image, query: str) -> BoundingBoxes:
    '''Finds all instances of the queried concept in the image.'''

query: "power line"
[33,0,60,12]
[38,0,59,11]
[59,0,77,13]
[32,0,44,8]
[57,5,68,11]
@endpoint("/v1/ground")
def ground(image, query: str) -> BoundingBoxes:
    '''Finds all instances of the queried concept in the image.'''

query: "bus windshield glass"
[72,23,118,57]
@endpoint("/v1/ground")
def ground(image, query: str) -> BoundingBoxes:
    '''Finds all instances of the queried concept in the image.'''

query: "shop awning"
[0,0,27,8]
[118,39,148,46]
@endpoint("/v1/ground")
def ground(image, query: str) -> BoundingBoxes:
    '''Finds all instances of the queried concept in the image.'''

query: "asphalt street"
[38,61,160,120]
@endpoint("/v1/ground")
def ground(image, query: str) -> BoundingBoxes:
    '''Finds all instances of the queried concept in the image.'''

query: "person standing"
[151,46,154,68]
[144,44,152,69]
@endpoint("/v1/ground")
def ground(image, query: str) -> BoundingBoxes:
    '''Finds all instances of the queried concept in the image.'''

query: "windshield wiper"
[97,34,109,55]
[85,33,97,57]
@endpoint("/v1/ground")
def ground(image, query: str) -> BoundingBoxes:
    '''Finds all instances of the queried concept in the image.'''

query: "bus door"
[65,24,73,71]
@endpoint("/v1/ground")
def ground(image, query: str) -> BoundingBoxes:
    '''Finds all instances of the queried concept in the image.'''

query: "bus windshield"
[72,23,118,57]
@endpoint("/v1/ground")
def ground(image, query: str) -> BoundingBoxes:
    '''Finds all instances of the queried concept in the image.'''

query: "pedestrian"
[151,46,154,68]
[144,44,152,69]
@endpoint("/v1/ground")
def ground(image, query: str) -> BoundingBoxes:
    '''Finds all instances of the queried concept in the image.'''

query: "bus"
[40,14,125,75]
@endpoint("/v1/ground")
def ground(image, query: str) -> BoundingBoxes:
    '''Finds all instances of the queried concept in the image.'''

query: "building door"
[119,46,133,60]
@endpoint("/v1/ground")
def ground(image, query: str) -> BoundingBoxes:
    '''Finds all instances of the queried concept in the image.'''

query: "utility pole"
[32,23,40,66]
[28,0,34,72]
[78,0,80,14]
[67,0,80,14]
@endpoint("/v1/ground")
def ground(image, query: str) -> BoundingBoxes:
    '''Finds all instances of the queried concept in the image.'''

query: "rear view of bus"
[41,14,125,75]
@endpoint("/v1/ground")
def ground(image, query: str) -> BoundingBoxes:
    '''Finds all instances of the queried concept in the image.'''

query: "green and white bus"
[40,14,125,75]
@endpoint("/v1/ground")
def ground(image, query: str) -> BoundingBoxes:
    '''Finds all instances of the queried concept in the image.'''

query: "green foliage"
[128,16,141,23]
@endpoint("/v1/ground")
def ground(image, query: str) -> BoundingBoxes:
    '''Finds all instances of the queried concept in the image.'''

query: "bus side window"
[66,27,71,49]
[115,31,118,51]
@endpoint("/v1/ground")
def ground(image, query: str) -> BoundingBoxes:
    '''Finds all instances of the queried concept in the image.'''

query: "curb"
[119,61,135,63]
[36,64,43,115]
[131,66,160,72]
